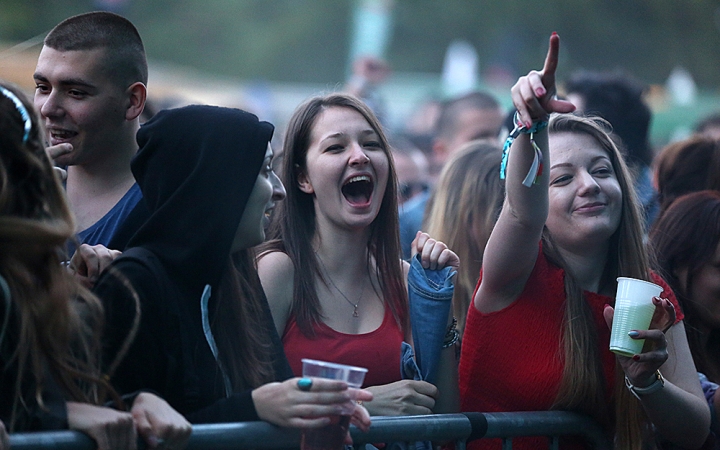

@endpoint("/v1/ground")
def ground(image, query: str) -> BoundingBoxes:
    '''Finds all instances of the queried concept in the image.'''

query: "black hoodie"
[94,105,292,423]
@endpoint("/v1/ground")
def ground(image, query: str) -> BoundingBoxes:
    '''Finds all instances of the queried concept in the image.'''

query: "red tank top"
[282,307,404,388]
[458,248,683,450]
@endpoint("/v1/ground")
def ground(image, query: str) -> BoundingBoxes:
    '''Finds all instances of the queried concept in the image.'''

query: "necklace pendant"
[353,305,359,318]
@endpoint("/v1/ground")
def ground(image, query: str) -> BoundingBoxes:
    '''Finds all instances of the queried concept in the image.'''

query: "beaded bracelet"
[500,111,548,187]
[442,317,459,348]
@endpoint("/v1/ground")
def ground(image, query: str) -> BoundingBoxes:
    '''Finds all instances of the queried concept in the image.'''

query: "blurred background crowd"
[2,0,720,146]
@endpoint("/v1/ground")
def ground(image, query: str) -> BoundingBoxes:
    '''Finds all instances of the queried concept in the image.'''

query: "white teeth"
[347,175,370,184]
[51,130,74,138]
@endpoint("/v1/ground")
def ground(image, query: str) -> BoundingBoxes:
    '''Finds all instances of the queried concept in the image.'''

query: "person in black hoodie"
[94,105,372,432]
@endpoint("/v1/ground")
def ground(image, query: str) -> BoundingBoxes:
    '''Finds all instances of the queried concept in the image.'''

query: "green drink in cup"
[609,277,663,357]
[300,359,368,450]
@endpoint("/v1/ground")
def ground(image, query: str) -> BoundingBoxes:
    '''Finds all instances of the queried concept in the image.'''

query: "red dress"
[282,307,404,388]
[458,248,683,450]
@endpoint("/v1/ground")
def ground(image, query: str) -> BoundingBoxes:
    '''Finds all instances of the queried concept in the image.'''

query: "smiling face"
[232,143,286,252]
[33,46,130,167]
[297,106,389,231]
[546,132,623,251]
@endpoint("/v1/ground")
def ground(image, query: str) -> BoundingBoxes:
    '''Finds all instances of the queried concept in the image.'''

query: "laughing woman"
[258,93,460,416]
[258,94,458,415]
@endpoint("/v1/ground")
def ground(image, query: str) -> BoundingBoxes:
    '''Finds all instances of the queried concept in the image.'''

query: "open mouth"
[49,128,77,144]
[342,175,373,207]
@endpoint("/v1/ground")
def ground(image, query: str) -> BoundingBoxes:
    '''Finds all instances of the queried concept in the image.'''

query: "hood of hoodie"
[128,104,273,289]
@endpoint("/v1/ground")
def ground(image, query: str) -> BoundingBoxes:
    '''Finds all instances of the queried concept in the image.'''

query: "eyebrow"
[319,129,378,144]
[550,155,610,171]
[33,73,96,90]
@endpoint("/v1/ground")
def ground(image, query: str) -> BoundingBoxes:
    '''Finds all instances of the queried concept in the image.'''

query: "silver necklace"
[316,253,366,318]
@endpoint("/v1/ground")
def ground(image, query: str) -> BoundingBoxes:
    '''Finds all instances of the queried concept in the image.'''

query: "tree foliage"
[1,0,719,87]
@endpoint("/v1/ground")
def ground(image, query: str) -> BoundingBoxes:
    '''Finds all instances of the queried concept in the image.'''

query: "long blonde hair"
[424,140,504,337]
[545,114,652,448]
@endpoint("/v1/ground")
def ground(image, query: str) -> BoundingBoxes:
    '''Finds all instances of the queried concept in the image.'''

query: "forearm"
[433,343,459,413]
[185,390,258,424]
[639,381,710,448]
[504,130,549,228]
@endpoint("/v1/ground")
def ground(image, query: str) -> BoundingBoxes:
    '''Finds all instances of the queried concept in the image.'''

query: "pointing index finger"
[541,32,560,86]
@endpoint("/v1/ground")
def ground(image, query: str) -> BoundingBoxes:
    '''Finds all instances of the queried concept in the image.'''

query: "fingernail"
[628,331,640,338]
[536,87,546,96]
[552,31,558,36]
[632,355,640,361]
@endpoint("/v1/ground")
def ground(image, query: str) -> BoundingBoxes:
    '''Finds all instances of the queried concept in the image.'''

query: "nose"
[348,143,370,166]
[271,171,286,201]
[577,170,601,196]
[37,90,63,120]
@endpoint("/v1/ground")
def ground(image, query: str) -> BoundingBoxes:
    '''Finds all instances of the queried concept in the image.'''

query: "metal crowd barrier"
[9,411,611,450]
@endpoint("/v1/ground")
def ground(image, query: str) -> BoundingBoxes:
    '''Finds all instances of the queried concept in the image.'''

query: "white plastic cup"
[300,359,368,450]
[609,277,663,357]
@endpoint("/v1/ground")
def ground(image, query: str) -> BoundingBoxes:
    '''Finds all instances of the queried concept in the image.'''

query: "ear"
[125,82,147,121]
[296,165,314,194]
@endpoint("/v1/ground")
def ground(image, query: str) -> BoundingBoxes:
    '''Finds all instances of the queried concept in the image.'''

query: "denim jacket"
[401,253,456,384]
[388,255,455,450]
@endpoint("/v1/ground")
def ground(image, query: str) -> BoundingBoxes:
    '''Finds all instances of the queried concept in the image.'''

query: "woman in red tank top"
[459,33,710,449]
[257,93,460,417]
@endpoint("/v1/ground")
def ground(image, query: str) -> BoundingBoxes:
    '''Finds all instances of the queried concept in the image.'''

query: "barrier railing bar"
[480,411,610,449]
[9,411,611,450]
[349,413,473,444]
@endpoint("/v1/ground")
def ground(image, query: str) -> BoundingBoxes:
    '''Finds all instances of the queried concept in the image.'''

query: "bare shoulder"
[257,250,295,277]
[257,251,295,334]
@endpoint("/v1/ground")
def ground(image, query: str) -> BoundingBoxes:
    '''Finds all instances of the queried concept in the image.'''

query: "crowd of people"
[2,10,720,450]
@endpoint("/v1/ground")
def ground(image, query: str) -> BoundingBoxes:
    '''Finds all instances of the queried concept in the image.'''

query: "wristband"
[500,111,548,187]
[442,318,459,348]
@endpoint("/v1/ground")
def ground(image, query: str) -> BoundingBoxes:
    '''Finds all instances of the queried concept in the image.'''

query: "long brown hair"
[424,141,504,337]
[260,93,407,336]
[213,251,276,391]
[545,114,652,448]
[649,190,720,382]
[0,82,118,430]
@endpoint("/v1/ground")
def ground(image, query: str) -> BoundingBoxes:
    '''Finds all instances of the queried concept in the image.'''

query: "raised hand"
[412,231,460,271]
[46,143,71,181]
[603,297,675,387]
[68,244,122,289]
[511,32,576,127]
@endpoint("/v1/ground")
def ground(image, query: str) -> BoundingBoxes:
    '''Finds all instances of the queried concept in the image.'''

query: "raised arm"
[476,33,575,313]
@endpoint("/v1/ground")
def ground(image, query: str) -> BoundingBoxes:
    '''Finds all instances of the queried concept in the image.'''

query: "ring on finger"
[297,377,313,392]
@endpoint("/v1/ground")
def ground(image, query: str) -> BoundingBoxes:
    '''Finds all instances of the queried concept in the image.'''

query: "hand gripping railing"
[9,411,611,449]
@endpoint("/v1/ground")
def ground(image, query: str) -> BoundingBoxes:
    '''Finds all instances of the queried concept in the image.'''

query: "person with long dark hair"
[650,190,720,442]
[0,81,190,450]
[258,93,459,416]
